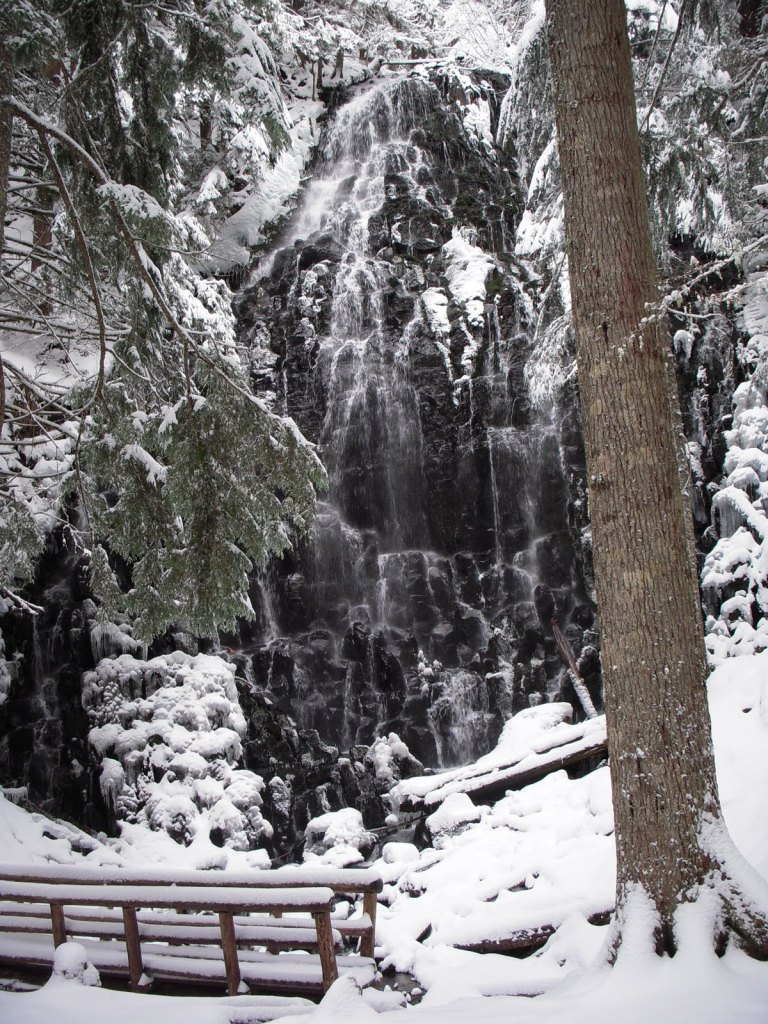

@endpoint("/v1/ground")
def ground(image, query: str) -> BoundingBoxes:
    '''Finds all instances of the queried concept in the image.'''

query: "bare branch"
[39,131,107,403]
[640,0,688,133]
[0,586,43,615]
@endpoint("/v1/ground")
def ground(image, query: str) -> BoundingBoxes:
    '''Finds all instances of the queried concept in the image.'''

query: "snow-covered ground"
[1,651,767,1023]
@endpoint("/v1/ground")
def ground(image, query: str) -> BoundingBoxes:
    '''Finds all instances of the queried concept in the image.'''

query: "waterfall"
[238,72,597,767]
[427,669,495,768]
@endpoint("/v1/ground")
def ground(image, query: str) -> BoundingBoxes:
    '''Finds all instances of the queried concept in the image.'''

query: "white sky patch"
[625,0,679,32]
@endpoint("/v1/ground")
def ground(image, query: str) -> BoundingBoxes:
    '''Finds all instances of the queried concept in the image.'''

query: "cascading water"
[236,69,598,768]
[0,542,96,822]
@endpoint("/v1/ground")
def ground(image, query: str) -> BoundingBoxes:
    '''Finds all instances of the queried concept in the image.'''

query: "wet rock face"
[235,71,599,768]
[0,73,741,845]
[0,538,99,826]
[235,674,423,857]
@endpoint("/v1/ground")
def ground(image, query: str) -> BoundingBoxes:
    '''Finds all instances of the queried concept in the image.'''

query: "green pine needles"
[0,0,326,640]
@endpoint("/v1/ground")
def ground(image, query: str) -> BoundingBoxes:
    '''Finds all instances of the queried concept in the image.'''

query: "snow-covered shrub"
[52,942,101,987]
[303,807,375,867]
[83,652,272,851]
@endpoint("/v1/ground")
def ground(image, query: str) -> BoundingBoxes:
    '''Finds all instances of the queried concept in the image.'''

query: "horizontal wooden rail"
[0,865,380,997]
[0,880,334,915]
[0,864,383,893]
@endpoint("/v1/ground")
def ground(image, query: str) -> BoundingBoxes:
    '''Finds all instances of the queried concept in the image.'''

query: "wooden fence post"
[313,911,338,991]
[219,911,242,996]
[122,906,145,991]
[49,902,66,947]
[361,890,378,959]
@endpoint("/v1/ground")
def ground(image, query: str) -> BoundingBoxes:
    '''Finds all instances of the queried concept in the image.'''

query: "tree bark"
[0,33,13,427]
[544,0,767,954]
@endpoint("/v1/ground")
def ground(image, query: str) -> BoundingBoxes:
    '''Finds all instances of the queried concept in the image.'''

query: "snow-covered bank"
[1,651,767,1022]
[1,940,766,1024]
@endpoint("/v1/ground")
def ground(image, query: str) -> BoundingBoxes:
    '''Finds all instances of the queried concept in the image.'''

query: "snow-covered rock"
[303,807,375,866]
[425,791,483,849]
[52,942,101,987]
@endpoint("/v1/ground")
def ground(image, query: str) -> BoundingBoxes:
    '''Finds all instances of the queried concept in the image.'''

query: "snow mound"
[303,808,374,867]
[425,792,482,848]
[52,942,100,987]
[83,652,272,855]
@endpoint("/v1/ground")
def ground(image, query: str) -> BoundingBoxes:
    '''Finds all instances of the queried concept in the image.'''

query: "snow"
[365,733,413,789]
[3,3,768,1021]
[381,842,420,866]
[82,652,273,860]
[436,2,514,73]
[391,702,601,807]
[442,229,496,331]
[207,36,373,275]
[4,648,765,1022]
[0,973,315,1024]
[701,283,768,664]
[208,96,324,271]
[707,651,768,879]
[424,792,482,848]
[0,878,334,911]
[120,443,168,484]
[420,288,450,337]
[303,808,373,868]
[51,942,100,987]
[625,0,679,33]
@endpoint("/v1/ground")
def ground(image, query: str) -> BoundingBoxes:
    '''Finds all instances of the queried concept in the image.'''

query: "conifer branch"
[4,96,272,415]
[638,0,669,92]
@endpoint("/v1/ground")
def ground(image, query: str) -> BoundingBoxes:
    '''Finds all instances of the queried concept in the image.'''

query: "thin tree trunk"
[543,0,757,952]
[199,98,212,151]
[31,194,53,273]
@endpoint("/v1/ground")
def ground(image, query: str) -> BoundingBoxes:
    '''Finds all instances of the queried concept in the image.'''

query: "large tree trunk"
[0,33,13,425]
[544,0,768,955]
[0,33,12,254]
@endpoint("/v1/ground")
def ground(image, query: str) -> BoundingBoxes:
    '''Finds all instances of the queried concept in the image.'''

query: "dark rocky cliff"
[0,68,739,855]
[233,70,598,772]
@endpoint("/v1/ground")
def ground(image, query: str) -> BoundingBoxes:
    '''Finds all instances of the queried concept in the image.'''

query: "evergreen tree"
[0,0,326,639]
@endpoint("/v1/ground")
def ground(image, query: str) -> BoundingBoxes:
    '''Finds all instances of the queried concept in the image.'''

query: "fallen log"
[453,908,613,954]
[423,732,608,808]
[551,620,598,720]
[394,723,608,812]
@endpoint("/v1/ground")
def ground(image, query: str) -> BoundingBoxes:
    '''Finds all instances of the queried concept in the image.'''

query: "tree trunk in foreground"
[0,33,12,255]
[0,33,13,426]
[544,0,768,955]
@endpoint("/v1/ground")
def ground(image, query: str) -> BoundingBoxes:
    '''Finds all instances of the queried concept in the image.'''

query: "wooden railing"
[0,864,382,997]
